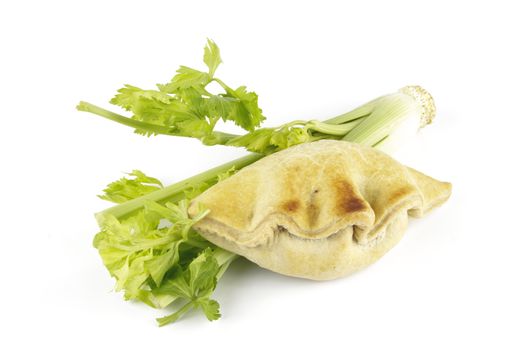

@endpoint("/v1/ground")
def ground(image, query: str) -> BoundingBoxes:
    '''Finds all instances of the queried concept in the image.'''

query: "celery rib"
[96,153,263,223]
[77,101,240,143]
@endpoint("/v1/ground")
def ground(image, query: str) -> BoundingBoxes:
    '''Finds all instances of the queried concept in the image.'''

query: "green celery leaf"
[111,85,172,110]
[94,198,211,301]
[156,268,193,299]
[197,298,221,321]
[144,242,179,286]
[164,66,211,91]
[204,95,237,120]
[129,170,163,187]
[226,125,311,154]
[270,126,310,150]
[99,170,164,204]
[188,248,220,293]
[223,85,265,131]
[85,40,267,144]
[110,85,200,136]
[203,38,222,77]
[226,128,275,153]
[176,85,208,112]
[172,117,211,138]
[154,248,222,326]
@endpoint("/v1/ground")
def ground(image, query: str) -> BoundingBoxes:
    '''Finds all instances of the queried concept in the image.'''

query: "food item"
[78,40,446,325]
[77,40,435,158]
[94,171,241,326]
[189,140,451,280]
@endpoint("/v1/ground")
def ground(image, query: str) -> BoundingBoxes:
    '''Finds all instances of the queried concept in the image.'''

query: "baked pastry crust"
[188,140,452,280]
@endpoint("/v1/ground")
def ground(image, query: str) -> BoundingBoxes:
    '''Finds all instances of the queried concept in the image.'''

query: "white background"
[1,0,524,349]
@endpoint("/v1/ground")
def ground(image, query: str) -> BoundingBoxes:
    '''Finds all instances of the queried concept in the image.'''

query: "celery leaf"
[95,40,265,140]
[94,169,240,324]
[226,125,311,154]
[155,248,222,326]
[203,38,222,77]
[99,170,163,204]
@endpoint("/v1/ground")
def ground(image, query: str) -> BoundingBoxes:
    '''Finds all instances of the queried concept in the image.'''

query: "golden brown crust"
[188,140,451,280]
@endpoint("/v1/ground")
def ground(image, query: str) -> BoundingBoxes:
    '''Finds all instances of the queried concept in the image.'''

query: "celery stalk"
[97,153,263,222]
[343,86,436,150]
[98,85,435,222]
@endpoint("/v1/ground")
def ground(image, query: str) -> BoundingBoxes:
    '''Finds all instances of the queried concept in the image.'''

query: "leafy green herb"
[203,38,222,76]
[76,40,368,153]
[95,171,236,325]
[155,248,223,325]
[78,41,434,155]
[79,38,264,143]
[98,170,163,204]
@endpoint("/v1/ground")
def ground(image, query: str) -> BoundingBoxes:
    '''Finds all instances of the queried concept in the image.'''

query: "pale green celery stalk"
[322,97,380,125]
[214,247,238,279]
[156,301,194,326]
[342,86,436,150]
[96,85,435,222]
[77,102,360,145]
[96,153,263,223]
[306,119,362,136]
[77,101,239,144]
